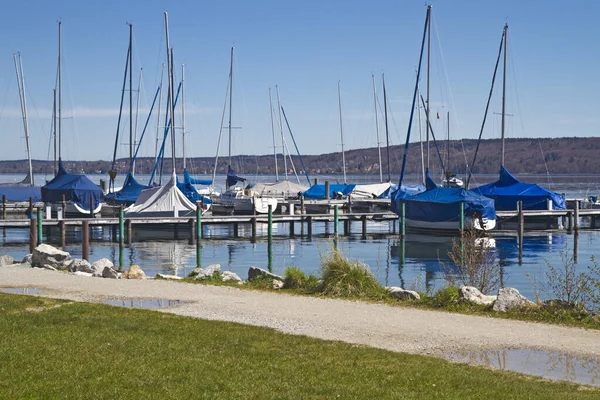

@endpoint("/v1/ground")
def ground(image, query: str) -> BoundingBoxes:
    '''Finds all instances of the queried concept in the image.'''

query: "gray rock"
[222,271,242,282]
[272,280,284,290]
[189,264,221,279]
[248,266,284,282]
[387,286,421,301]
[0,255,14,266]
[31,244,71,270]
[102,266,120,279]
[459,286,497,306]
[156,273,182,280]
[122,265,146,280]
[493,287,534,312]
[91,258,114,277]
[69,259,94,274]
[22,254,33,265]
[73,271,93,277]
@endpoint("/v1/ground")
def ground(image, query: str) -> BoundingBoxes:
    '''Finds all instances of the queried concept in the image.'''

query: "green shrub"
[284,267,308,289]
[319,247,384,299]
[246,274,277,289]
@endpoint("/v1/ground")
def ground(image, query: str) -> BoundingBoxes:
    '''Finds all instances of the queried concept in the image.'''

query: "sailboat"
[126,12,200,218]
[391,5,496,232]
[41,22,104,217]
[440,112,464,188]
[0,53,41,203]
[211,47,278,215]
[470,24,565,212]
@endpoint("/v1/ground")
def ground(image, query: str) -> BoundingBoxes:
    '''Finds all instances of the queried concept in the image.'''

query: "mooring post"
[61,194,66,219]
[568,211,573,232]
[459,202,465,234]
[268,204,273,272]
[82,220,89,261]
[29,209,37,253]
[334,204,339,237]
[59,220,66,249]
[574,231,579,263]
[188,218,195,245]
[251,217,257,242]
[307,215,313,239]
[111,224,117,242]
[343,219,349,236]
[2,194,6,220]
[324,181,330,200]
[126,219,133,245]
[401,202,406,238]
[289,219,295,237]
[233,223,239,238]
[574,201,579,231]
[300,195,305,215]
[361,214,367,239]
[119,206,124,270]
[592,214,597,230]
[36,207,43,246]
[196,202,202,268]
[517,200,524,236]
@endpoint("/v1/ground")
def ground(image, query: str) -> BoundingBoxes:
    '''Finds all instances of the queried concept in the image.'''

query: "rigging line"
[281,134,301,185]
[280,106,311,186]
[211,74,231,187]
[420,95,445,174]
[465,28,504,189]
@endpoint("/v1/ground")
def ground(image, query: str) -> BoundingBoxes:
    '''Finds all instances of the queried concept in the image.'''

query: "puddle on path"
[446,349,600,387]
[102,299,183,309]
[0,287,42,295]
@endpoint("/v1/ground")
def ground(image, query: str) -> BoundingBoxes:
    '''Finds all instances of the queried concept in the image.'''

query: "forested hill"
[1,137,598,176]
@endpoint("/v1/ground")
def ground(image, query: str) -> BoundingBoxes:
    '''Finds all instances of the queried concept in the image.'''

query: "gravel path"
[2,265,600,360]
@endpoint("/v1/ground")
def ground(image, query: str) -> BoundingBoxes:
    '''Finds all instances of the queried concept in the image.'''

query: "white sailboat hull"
[405,216,496,232]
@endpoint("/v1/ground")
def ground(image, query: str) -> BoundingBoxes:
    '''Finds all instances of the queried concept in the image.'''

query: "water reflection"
[447,349,600,387]
[0,287,42,294]
[102,299,183,309]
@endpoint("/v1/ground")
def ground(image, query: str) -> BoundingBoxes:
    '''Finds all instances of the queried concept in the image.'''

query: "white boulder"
[189,264,221,280]
[156,273,182,280]
[31,244,71,271]
[493,287,534,312]
[247,266,284,282]
[0,255,14,266]
[91,258,114,277]
[387,287,421,301]
[69,259,94,274]
[459,286,497,306]
[222,271,242,283]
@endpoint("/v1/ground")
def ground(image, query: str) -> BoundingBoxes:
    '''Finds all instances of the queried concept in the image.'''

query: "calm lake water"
[1,172,600,299]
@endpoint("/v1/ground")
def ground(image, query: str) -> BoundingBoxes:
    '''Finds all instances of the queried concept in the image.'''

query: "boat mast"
[269,87,279,181]
[133,67,142,175]
[446,111,450,180]
[382,73,391,183]
[228,46,234,170]
[13,53,33,185]
[129,23,133,168]
[53,89,57,175]
[58,21,62,162]
[417,79,425,184]
[425,5,431,173]
[164,12,176,177]
[372,74,383,183]
[501,24,508,167]
[276,85,287,180]
[154,63,164,167]
[182,63,186,170]
[337,80,347,184]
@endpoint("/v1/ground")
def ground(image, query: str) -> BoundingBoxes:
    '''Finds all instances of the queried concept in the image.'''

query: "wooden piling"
[29,212,37,253]
[188,218,195,245]
[233,223,239,238]
[307,215,313,238]
[2,194,6,220]
[324,181,330,200]
[568,211,573,232]
[251,217,257,243]
[82,220,89,261]
[343,219,349,236]
[361,215,367,239]
[574,201,579,231]
[517,200,524,236]
[334,204,339,237]
[126,219,133,245]
[174,223,179,240]
[61,194,66,219]
[59,220,66,249]
[592,215,597,229]
[289,220,295,237]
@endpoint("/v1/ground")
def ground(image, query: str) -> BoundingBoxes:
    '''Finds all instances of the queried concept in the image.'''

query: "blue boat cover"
[302,183,356,199]
[41,160,104,210]
[0,185,41,202]
[105,171,150,206]
[226,165,246,188]
[473,166,565,211]
[183,169,212,186]
[392,170,496,223]
[177,169,212,204]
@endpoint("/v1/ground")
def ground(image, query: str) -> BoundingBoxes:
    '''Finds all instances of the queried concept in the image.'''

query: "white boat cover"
[250,180,308,198]
[126,174,196,218]
[350,182,395,199]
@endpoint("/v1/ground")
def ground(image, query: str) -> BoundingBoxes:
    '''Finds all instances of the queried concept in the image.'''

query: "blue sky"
[0,0,598,163]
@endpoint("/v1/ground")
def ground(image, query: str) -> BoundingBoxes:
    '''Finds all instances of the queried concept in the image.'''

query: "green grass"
[0,293,598,399]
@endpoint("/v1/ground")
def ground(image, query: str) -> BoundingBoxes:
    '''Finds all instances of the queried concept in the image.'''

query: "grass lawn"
[0,293,597,399]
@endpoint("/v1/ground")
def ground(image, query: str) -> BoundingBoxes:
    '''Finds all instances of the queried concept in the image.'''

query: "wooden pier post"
[188,218,195,245]
[517,201,524,236]
[111,224,117,242]
[567,211,573,232]
[343,219,349,236]
[592,215,597,229]
[300,195,305,215]
[289,220,295,237]
[196,202,202,268]
[324,181,330,200]
[126,219,133,245]
[29,211,37,254]
[174,223,179,240]
[61,194,66,219]
[82,220,89,261]
[233,223,239,238]
[251,217,257,243]
[36,207,43,246]
[2,195,6,220]
[574,201,579,231]
[268,204,273,272]
[574,231,579,263]
[119,206,124,270]
[334,204,339,237]
[361,215,367,239]
[307,215,313,239]
[59,220,66,249]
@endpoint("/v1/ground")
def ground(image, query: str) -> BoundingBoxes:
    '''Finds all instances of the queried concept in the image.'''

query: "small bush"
[284,267,307,289]
[428,286,461,308]
[544,248,593,308]
[246,274,276,290]
[319,247,384,299]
